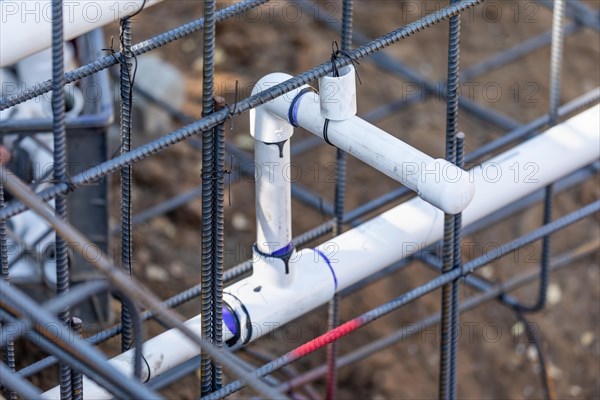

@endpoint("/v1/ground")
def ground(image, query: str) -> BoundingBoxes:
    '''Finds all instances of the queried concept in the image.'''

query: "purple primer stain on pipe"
[222,306,237,337]
[270,242,294,257]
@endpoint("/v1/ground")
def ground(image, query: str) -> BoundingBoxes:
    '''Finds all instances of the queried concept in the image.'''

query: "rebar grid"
[0,0,598,399]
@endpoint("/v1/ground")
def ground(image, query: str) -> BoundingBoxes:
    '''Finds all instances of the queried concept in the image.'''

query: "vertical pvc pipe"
[255,140,293,254]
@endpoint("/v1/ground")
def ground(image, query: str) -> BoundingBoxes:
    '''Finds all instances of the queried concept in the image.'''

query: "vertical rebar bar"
[212,97,227,391]
[200,0,218,395]
[513,0,565,314]
[0,149,17,400]
[540,0,566,307]
[51,1,72,398]
[326,2,353,398]
[449,132,465,399]
[70,317,84,400]
[439,1,461,398]
[119,15,135,353]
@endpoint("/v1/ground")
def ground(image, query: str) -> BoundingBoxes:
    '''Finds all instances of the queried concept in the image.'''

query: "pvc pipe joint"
[252,72,475,214]
[250,73,312,143]
[319,65,357,120]
[225,249,336,344]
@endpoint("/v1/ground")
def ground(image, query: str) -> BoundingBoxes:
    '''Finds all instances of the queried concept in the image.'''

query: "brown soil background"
[114,0,600,399]
[19,1,600,399]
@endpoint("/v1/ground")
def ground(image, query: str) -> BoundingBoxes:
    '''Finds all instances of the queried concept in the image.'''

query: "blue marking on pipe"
[222,306,237,337]
[312,248,338,291]
[271,242,295,257]
[288,87,316,127]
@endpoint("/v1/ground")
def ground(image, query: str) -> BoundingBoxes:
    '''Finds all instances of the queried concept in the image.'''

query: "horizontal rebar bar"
[0,167,286,400]
[203,200,600,399]
[277,240,599,392]
[0,0,485,222]
[0,0,271,112]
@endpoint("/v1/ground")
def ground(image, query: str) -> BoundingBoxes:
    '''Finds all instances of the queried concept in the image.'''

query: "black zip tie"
[330,40,363,85]
[323,118,334,146]
[322,41,363,148]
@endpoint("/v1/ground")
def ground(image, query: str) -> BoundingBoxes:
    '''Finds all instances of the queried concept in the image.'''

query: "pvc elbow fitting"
[417,159,475,214]
[250,72,311,143]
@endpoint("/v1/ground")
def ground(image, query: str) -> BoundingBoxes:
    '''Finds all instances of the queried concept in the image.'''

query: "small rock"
[151,217,177,239]
[480,265,494,279]
[146,264,169,282]
[170,261,186,279]
[181,38,197,54]
[515,342,527,356]
[214,48,226,66]
[568,385,582,397]
[232,212,251,232]
[234,134,254,151]
[137,248,152,265]
[522,385,534,398]
[580,331,595,347]
[512,321,525,338]
[547,283,562,305]
[192,58,204,72]
[547,362,562,380]
[526,345,538,362]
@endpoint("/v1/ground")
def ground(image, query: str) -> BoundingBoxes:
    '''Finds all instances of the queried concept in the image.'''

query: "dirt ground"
[16,1,600,399]
[111,1,600,399]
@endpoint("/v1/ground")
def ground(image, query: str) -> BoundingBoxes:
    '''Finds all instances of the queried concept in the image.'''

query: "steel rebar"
[439,3,462,397]
[51,0,72,397]
[277,241,598,393]
[0,149,16,400]
[513,0,566,315]
[203,200,600,399]
[0,0,486,222]
[200,0,218,393]
[0,0,271,112]
[0,167,285,400]
[325,1,354,398]
[119,13,135,354]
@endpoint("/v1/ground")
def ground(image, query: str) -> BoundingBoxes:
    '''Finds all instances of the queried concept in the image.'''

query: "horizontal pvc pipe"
[321,104,600,290]
[267,72,474,214]
[0,0,164,67]
[43,104,599,399]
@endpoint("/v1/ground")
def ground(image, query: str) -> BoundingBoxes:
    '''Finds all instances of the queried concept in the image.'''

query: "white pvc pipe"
[321,104,600,290]
[0,0,164,67]
[254,134,293,254]
[43,104,600,399]
[250,74,310,255]
[257,72,474,214]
